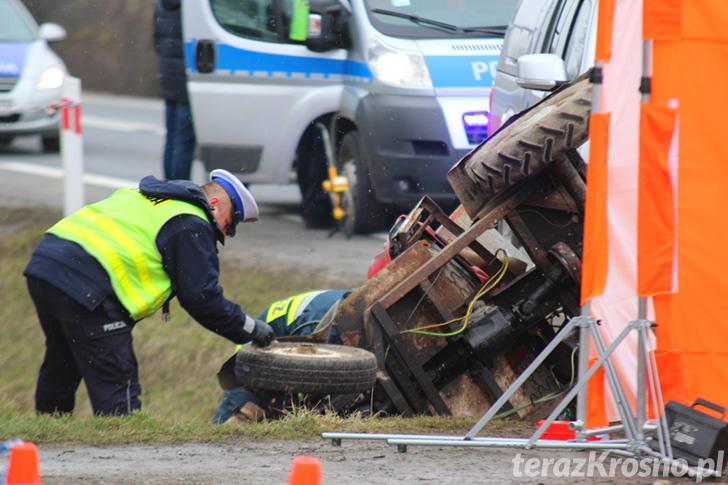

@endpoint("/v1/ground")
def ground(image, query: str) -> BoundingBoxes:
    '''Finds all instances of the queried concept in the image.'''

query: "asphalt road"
[0,93,384,283]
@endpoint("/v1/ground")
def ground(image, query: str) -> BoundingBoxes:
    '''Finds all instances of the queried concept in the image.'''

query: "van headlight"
[36,67,65,90]
[368,40,431,88]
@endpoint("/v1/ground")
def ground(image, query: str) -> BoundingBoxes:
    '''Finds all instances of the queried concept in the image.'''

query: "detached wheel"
[234,342,377,394]
[41,135,60,153]
[338,130,390,234]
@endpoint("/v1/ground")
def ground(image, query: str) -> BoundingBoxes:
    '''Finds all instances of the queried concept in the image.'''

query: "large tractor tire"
[234,342,377,394]
[448,73,592,218]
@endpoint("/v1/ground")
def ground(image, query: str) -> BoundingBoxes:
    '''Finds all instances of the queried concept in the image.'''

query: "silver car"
[488,0,597,136]
[0,0,67,152]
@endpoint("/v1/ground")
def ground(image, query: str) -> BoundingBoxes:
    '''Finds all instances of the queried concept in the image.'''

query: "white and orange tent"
[583,0,728,427]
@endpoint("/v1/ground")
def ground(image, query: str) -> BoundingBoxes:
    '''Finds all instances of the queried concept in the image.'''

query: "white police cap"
[209,169,259,224]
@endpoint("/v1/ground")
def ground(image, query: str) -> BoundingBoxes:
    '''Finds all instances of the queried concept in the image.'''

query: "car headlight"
[368,40,431,88]
[36,67,65,90]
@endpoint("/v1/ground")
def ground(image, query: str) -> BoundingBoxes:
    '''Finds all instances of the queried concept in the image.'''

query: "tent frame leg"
[322,314,722,479]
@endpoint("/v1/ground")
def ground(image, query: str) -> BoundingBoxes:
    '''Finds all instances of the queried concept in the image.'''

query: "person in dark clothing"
[25,169,276,416]
[154,0,195,180]
[213,289,350,424]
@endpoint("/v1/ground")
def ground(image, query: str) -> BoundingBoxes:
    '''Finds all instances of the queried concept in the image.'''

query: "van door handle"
[195,39,215,74]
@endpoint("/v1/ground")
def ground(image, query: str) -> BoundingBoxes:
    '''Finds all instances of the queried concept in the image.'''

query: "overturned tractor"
[228,73,592,420]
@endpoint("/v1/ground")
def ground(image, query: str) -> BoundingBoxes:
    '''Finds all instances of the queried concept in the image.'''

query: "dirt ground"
[18,440,693,484]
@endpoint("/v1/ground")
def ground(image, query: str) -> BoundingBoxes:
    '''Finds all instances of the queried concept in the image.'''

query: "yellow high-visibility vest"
[48,188,208,320]
[265,290,323,326]
[233,290,324,352]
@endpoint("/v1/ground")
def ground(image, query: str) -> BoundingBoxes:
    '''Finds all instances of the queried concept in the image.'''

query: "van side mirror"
[516,54,567,91]
[39,23,66,43]
[305,0,351,52]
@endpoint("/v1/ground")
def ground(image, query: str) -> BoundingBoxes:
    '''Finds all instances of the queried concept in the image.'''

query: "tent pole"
[636,35,654,445]
[636,300,647,443]
[574,303,591,438]
[574,61,604,438]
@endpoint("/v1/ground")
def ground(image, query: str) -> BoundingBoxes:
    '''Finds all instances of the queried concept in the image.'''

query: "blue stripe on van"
[424,54,500,88]
[0,42,31,76]
[185,41,372,80]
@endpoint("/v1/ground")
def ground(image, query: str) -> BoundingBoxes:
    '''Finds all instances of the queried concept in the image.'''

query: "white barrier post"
[60,76,84,215]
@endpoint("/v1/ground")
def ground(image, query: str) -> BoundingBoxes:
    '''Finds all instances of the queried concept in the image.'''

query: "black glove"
[250,320,275,347]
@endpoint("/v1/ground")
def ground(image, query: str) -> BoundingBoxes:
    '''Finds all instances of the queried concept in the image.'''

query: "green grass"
[0,206,356,440]
[0,407,528,444]
[0,206,531,444]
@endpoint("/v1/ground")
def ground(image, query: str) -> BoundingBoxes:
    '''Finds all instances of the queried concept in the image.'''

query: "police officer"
[213,289,350,424]
[24,169,275,416]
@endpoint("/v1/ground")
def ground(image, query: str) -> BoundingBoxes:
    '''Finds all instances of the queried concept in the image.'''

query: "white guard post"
[60,76,84,216]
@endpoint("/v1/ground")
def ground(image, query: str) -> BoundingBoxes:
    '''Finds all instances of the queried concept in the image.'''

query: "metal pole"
[636,305,647,443]
[590,321,639,441]
[644,325,673,460]
[642,323,666,457]
[527,320,635,447]
[574,62,603,437]
[388,437,632,450]
[322,432,467,443]
[574,305,591,438]
[636,36,652,446]
[464,316,580,439]
[582,422,656,438]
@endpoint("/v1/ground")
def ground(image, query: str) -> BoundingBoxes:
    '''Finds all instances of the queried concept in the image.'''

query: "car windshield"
[365,0,518,39]
[0,0,36,42]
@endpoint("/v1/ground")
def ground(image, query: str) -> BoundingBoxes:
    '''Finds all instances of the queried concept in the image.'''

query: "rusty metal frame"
[364,175,546,414]
[370,302,451,415]
[376,177,540,313]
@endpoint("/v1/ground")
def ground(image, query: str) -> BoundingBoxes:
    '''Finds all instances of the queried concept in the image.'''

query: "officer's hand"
[251,320,276,347]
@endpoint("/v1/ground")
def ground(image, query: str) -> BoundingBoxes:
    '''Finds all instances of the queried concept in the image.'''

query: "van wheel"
[298,129,334,228]
[41,135,60,153]
[338,131,390,234]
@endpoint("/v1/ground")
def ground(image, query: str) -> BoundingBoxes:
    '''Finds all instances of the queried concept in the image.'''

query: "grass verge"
[1,408,528,444]
[0,206,359,439]
[0,205,532,445]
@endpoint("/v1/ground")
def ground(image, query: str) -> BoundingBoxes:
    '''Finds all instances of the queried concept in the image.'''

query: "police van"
[182,0,518,233]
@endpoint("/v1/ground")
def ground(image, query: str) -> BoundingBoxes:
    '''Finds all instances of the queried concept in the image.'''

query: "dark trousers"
[27,276,141,416]
[163,100,196,180]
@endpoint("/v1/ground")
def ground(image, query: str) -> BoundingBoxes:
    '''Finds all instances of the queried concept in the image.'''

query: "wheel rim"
[259,343,355,360]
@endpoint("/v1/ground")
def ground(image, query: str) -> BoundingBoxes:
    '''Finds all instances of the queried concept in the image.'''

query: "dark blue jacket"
[24,177,253,344]
[154,0,189,102]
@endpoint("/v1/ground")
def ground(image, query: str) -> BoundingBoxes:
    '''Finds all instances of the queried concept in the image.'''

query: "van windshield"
[0,0,36,42]
[365,0,518,39]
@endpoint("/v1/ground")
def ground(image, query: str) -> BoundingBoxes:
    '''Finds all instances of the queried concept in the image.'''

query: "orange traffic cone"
[5,442,41,485]
[288,455,321,485]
